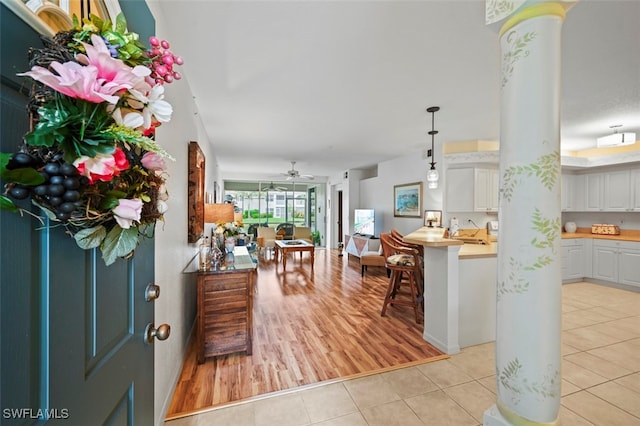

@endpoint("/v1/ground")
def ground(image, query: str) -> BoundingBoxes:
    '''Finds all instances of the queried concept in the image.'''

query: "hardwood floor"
[166,248,446,418]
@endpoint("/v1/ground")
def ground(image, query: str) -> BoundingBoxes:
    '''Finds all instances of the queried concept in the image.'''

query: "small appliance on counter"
[487,220,499,239]
[450,217,459,237]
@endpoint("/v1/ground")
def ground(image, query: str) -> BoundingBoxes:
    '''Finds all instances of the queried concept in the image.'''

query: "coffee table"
[274,240,315,270]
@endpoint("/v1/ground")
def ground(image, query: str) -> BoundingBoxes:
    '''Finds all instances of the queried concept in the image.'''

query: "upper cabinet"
[605,170,631,211]
[446,167,498,213]
[562,173,585,212]
[631,169,640,211]
[564,167,638,212]
[474,168,499,212]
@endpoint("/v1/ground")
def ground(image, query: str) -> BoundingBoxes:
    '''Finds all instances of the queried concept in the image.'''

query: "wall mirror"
[188,141,205,243]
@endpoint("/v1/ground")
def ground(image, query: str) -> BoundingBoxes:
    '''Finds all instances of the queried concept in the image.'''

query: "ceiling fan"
[261,181,287,192]
[281,161,314,180]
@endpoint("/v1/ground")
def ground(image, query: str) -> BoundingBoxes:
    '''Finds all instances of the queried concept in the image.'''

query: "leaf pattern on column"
[502,30,537,88]
[498,208,560,299]
[502,151,560,203]
[498,151,561,299]
[527,207,560,270]
[499,357,560,405]
[486,0,519,24]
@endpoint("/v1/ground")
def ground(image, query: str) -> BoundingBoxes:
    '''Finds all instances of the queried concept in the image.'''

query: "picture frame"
[188,141,205,243]
[393,182,423,218]
[424,210,442,227]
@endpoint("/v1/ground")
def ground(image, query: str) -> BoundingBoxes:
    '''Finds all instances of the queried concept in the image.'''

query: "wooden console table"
[195,246,256,363]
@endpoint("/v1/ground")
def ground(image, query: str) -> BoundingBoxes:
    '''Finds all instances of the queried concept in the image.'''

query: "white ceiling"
[152,0,640,181]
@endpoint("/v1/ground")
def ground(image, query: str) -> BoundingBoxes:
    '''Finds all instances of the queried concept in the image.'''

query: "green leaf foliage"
[74,225,107,249]
[0,152,11,169]
[1,167,45,186]
[101,225,138,265]
[0,195,18,212]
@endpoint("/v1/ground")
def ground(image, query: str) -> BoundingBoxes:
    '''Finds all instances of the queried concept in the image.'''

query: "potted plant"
[310,231,321,246]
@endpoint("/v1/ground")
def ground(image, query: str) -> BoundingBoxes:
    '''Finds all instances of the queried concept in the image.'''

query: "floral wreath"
[0,14,183,265]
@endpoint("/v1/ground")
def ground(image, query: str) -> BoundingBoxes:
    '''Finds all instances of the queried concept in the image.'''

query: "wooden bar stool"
[379,233,424,324]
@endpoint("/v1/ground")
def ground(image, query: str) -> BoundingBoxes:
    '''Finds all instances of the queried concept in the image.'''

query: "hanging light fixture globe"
[427,166,439,189]
[426,106,440,189]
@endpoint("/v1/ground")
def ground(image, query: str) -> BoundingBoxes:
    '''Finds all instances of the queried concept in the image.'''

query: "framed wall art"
[188,141,205,243]
[393,182,422,218]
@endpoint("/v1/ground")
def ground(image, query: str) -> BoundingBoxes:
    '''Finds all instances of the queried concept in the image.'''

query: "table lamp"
[426,211,437,227]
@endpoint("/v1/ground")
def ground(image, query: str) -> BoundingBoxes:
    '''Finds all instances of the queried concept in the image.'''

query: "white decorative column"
[484,2,574,425]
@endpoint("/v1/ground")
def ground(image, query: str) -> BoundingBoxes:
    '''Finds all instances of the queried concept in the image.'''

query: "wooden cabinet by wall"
[197,268,255,363]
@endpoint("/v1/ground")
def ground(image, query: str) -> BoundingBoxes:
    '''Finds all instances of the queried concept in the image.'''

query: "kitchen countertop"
[403,227,497,259]
[459,242,497,259]
[562,227,640,242]
[403,227,464,247]
[405,226,640,260]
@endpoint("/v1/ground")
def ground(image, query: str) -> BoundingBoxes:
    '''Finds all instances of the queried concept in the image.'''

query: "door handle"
[145,283,160,302]
[144,323,171,344]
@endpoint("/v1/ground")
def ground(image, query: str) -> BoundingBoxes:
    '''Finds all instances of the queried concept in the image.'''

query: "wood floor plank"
[166,249,446,417]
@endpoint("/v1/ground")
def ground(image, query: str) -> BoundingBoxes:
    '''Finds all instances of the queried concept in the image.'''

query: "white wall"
[149,5,223,425]
[358,150,443,236]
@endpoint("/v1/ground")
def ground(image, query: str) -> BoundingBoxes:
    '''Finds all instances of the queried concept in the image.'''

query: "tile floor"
[165,281,640,425]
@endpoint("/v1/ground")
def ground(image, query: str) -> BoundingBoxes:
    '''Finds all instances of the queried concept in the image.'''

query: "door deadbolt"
[145,283,160,302]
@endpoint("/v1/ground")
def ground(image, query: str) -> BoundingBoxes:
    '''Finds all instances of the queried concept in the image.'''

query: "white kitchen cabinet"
[585,173,604,211]
[561,238,587,281]
[474,168,499,212]
[561,173,572,211]
[446,167,498,213]
[582,169,631,212]
[446,168,475,212]
[604,170,630,211]
[592,240,618,282]
[619,242,640,287]
[592,240,640,287]
[631,169,640,211]
[562,173,586,212]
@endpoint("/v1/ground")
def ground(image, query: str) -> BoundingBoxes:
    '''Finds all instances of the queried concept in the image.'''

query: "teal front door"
[1,4,157,424]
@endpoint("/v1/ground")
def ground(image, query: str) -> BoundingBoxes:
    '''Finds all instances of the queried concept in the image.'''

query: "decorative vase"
[199,236,211,271]
[211,244,223,270]
[224,237,235,253]
[564,222,577,233]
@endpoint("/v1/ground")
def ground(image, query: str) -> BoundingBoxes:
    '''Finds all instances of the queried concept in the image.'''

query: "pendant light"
[426,106,440,189]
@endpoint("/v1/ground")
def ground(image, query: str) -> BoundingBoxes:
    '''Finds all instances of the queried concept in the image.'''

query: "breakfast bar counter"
[403,227,497,354]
